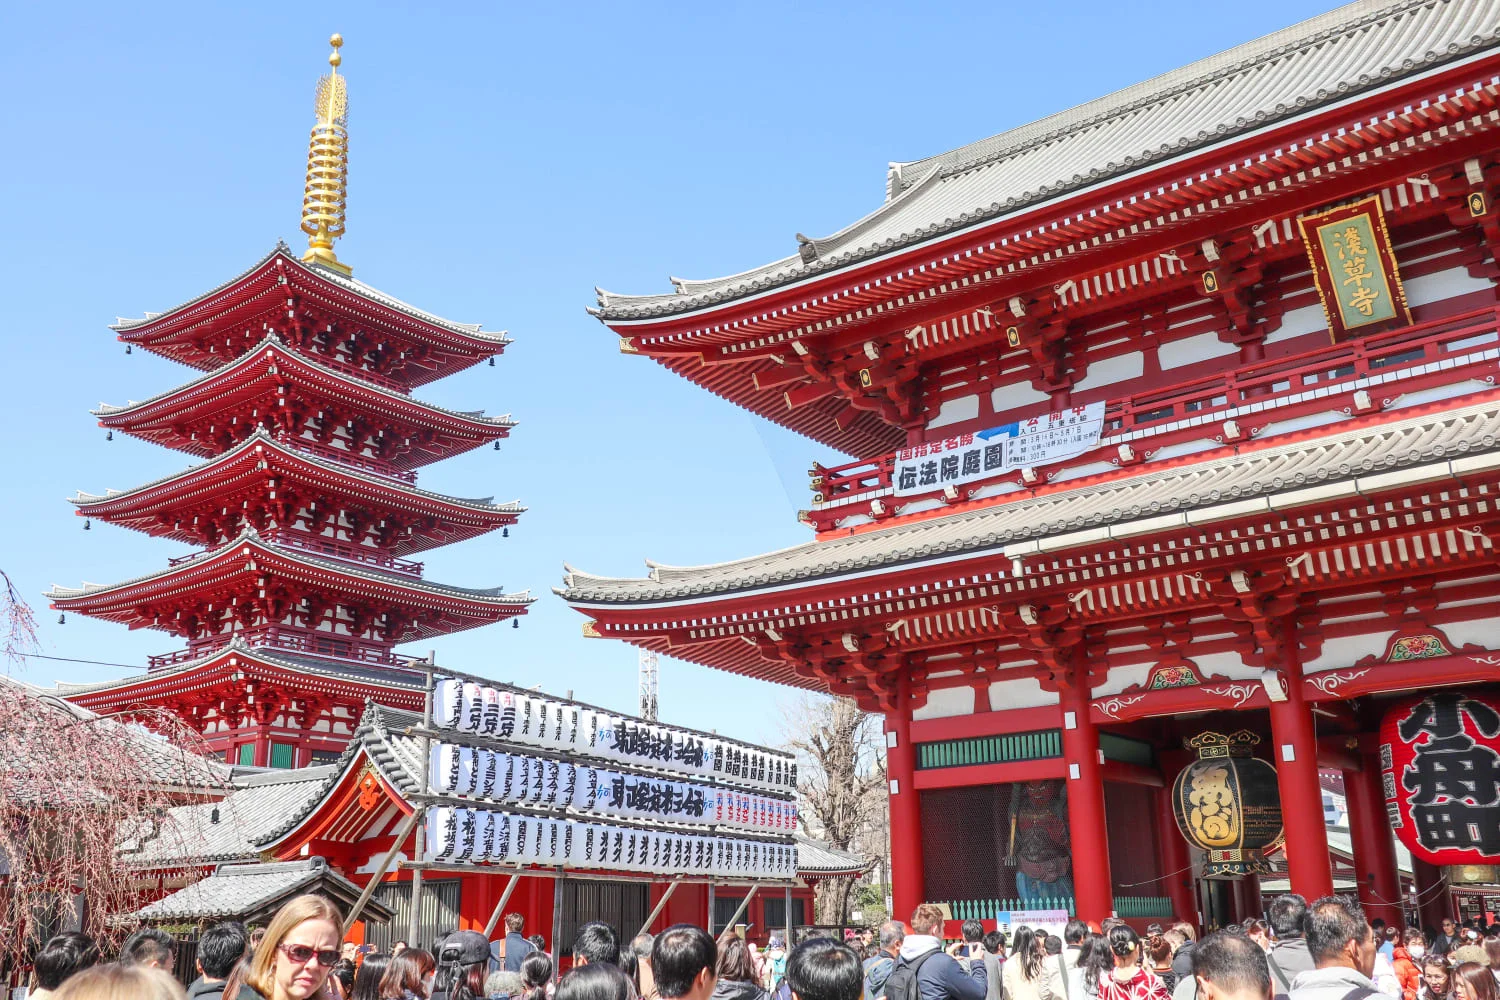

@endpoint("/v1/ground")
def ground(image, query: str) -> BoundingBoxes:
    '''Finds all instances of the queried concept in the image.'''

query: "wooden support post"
[720,885,759,938]
[482,873,524,938]
[408,823,425,947]
[637,879,683,938]
[343,807,425,934]
[784,886,793,947]
[551,869,566,979]
[409,660,436,948]
[707,883,716,937]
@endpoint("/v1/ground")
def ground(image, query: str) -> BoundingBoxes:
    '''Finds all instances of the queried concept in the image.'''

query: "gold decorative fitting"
[301,33,352,275]
[1185,729,1260,759]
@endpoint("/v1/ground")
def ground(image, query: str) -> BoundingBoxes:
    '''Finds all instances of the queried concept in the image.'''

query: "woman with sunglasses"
[243,895,345,1000]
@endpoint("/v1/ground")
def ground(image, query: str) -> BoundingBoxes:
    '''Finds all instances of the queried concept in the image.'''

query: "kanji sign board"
[892,402,1106,497]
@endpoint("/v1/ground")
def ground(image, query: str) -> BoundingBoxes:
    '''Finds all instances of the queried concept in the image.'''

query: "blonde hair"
[55,965,186,1000]
[246,894,345,1000]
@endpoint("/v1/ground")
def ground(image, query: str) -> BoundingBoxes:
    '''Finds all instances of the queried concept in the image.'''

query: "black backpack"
[881,950,939,1000]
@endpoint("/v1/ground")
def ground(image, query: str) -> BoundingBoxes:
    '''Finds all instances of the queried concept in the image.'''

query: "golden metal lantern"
[1171,730,1284,877]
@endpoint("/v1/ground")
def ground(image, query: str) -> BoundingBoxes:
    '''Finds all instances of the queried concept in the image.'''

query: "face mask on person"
[1411,947,1426,959]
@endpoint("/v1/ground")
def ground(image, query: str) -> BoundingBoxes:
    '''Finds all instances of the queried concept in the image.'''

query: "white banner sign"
[893,402,1106,497]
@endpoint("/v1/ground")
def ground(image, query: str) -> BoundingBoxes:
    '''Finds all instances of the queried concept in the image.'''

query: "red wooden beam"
[911,757,1066,790]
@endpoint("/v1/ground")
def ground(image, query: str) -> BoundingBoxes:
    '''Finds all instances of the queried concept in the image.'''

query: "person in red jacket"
[1393,929,1429,1000]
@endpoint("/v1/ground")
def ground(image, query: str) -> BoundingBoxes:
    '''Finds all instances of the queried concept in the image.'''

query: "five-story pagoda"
[52,37,532,768]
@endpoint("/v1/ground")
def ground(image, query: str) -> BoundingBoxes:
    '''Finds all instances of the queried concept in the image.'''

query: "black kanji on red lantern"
[1397,692,1500,854]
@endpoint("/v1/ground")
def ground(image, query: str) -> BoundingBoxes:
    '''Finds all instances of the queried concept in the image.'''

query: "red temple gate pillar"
[1154,762,1198,925]
[1413,859,1453,930]
[1231,875,1263,923]
[1267,634,1335,901]
[1343,753,1403,928]
[1061,659,1113,923]
[887,672,925,922]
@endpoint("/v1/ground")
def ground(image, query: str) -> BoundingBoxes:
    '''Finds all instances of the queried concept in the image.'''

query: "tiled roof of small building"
[594,0,1500,320]
[131,857,392,922]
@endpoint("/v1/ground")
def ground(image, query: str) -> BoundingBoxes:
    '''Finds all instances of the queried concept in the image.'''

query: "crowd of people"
[836,896,1500,1000]
[21,894,1500,1000]
[16,895,866,1000]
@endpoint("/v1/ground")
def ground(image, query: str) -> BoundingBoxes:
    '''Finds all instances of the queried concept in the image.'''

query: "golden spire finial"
[300,33,352,275]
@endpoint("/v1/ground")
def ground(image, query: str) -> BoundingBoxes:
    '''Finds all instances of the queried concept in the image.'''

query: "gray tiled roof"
[595,0,1500,320]
[113,244,507,344]
[560,397,1500,604]
[132,857,391,922]
[794,834,871,877]
[121,765,335,866]
[2,675,232,793]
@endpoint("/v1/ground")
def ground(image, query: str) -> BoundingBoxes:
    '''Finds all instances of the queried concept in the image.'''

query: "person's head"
[877,922,904,957]
[1170,922,1197,944]
[1305,896,1375,978]
[1147,935,1173,968]
[555,964,632,1000]
[505,914,526,935]
[572,923,619,968]
[437,931,493,1000]
[485,971,524,1000]
[1269,895,1307,941]
[119,928,178,971]
[519,953,554,999]
[352,954,391,1000]
[1455,962,1500,1000]
[1079,936,1114,991]
[528,937,546,954]
[246,895,345,1000]
[1403,928,1427,958]
[330,961,357,999]
[1107,926,1141,967]
[1192,931,1273,1000]
[1163,930,1187,954]
[909,905,944,938]
[1445,920,1459,938]
[983,932,1005,958]
[1484,938,1500,971]
[34,933,101,991]
[343,944,359,962]
[1373,920,1388,938]
[633,934,656,960]
[381,949,436,1000]
[716,938,757,983]
[652,925,717,1000]
[1010,927,1044,979]
[1424,959,1453,996]
[1045,937,1063,957]
[785,938,862,1000]
[198,922,249,982]
[1064,921,1089,948]
[392,943,408,956]
[959,920,983,945]
[55,964,185,1000]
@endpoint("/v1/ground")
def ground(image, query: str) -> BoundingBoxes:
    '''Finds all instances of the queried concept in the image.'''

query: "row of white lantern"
[428,743,797,833]
[424,806,796,879]
[433,679,796,792]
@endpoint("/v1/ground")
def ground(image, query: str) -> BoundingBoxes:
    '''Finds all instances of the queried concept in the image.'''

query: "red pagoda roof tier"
[55,641,427,716]
[114,246,510,388]
[47,530,532,646]
[71,431,523,555]
[95,337,514,469]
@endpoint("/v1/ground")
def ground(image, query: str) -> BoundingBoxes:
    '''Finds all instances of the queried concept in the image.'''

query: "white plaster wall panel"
[1264,304,1326,346]
[1432,615,1500,651]
[1302,632,1392,674]
[1050,461,1118,484]
[1388,381,1493,411]
[913,685,976,721]
[927,394,981,430]
[1148,439,1221,462]
[1159,331,1238,370]
[1193,652,1263,681]
[1403,266,1493,308]
[987,676,1057,711]
[1256,411,1349,439]
[1092,662,1151,698]
[1073,352,1145,393]
[993,382,1053,413]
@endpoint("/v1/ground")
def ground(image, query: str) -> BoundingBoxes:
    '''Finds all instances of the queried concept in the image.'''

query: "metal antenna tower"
[638,648,659,721]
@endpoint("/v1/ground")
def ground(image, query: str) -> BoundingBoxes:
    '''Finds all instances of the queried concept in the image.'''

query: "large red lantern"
[1380,692,1500,865]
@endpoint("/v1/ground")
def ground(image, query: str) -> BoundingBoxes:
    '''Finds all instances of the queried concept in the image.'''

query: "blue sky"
[0,0,1336,746]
